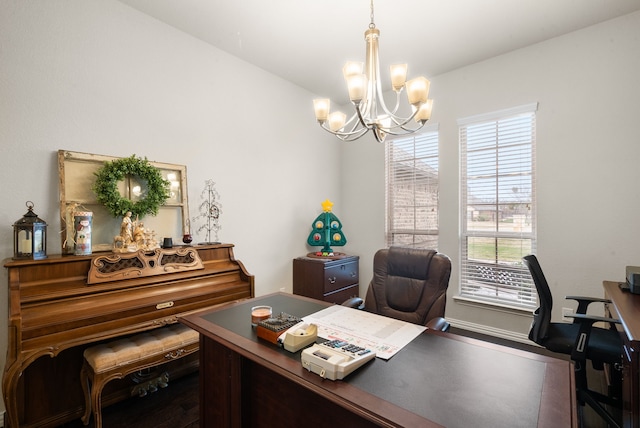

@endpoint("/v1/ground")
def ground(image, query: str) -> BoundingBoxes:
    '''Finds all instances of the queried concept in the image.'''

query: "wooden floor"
[60,328,615,428]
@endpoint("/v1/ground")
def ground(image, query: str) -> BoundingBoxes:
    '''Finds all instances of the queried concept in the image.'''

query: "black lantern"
[13,201,47,260]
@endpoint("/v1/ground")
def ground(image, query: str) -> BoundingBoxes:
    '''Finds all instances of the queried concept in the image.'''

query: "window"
[385,125,439,249]
[459,104,537,308]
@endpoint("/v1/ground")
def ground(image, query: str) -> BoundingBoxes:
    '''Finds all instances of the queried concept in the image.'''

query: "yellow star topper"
[321,199,334,212]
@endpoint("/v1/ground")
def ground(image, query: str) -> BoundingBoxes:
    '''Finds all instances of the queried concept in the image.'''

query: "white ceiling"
[117,0,640,105]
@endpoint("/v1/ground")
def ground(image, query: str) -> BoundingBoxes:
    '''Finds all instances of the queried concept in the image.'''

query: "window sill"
[453,295,535,318]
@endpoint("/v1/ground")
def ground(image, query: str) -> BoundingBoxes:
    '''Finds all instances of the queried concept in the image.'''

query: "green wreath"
[93,155,170,218]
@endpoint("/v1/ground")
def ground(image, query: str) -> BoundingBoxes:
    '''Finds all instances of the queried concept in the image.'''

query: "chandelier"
[313,0,433,143]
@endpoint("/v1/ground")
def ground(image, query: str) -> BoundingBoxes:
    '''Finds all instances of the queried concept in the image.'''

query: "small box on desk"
[256,312,301,344]
[626,266,640,294]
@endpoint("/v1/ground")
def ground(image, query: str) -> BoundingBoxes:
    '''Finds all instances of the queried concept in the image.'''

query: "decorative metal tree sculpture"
[192,179,221,244]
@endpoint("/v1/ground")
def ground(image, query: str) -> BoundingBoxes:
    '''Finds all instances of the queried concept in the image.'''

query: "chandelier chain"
[369,0,376,29]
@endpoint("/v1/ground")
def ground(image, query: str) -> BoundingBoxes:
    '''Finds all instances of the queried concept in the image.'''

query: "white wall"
[343,11,640,339]
[0,0,343,414]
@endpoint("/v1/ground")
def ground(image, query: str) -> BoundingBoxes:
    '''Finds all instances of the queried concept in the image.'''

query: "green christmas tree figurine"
[307,199,347,256]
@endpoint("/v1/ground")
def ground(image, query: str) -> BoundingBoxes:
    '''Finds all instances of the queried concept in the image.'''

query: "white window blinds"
[459,104,537,308]
[385,126,439,249]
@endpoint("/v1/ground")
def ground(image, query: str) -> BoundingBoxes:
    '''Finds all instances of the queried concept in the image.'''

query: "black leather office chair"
[523,254,623,428]
[344,246,451,331]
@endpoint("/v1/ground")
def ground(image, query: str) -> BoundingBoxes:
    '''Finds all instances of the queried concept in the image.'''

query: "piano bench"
[80,323,199,428]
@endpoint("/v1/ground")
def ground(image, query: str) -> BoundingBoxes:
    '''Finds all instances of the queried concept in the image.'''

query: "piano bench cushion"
[83,324,198,374]
[81,323,199,428]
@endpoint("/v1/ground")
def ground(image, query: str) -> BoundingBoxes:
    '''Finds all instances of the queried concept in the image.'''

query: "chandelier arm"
[325,126,370,142]
[377,90,402,118]
[347,94,427,138]
[385,106,423,129]
[318,121,369,139]
[339,111,368,135]
[381,124,424,136]
[380,120,428,137]
[344,110,363,130]
[340,129,371,141]
[354,103,372,129]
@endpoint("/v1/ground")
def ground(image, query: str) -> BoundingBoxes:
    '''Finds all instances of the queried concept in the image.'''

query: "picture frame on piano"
[57,150,190,254]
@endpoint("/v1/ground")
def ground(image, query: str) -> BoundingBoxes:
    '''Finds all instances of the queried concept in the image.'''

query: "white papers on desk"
[303,305,426,360]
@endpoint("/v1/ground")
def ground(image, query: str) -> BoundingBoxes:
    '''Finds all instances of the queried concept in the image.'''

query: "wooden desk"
[604,280,640,427]
[180,293,576,428]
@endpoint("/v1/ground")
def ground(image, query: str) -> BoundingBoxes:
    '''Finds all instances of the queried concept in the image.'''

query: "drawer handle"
[350,272,356,278]
[328,277,336,284]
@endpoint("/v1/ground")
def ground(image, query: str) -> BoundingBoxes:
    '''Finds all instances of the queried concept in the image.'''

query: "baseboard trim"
[447,317,532,346]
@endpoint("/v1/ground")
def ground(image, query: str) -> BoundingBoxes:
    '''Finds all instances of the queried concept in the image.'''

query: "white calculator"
[301,339,375,380]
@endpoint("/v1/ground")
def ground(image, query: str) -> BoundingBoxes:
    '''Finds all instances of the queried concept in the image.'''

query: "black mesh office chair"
[523,254,623,428]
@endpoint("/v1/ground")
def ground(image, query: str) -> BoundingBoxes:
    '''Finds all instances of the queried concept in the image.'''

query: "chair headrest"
[387,246,436,280]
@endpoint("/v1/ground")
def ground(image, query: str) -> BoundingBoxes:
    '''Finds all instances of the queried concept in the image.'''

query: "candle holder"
[13,201,47,260]
[182,219,193,245]
[250,305,272,327]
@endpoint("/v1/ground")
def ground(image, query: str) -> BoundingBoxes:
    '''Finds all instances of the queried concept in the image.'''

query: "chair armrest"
[426,317,450,332]
[565,295,612,315]
[341,297,364,310]
[565,296,611,304]
[568,313,620,325]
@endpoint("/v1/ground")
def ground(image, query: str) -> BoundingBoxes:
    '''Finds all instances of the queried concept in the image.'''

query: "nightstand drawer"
[293,255,359,302]
[324,284,359,304]
[324,261,358,294]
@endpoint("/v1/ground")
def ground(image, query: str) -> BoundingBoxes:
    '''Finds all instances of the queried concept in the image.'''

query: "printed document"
[303,305,426,360]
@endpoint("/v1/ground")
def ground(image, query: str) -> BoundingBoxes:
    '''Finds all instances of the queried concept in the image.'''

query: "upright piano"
[2,243,254,428]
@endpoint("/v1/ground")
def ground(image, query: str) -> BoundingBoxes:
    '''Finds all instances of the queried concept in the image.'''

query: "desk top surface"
[182,293,575,428]
[604,280,640,343]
